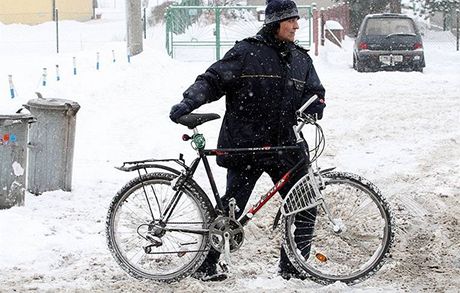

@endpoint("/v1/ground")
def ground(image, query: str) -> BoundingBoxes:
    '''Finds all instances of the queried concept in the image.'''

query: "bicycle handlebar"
[296,95,318,118]
[294,95,319,137]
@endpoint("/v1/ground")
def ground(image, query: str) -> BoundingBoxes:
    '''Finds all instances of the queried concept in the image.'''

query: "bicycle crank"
[209,216,244,256]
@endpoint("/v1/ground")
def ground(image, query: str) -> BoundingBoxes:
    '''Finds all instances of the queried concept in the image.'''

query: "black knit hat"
[264,0,299,24]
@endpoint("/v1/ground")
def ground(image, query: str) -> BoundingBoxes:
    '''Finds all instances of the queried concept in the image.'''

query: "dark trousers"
[200,155,317,272]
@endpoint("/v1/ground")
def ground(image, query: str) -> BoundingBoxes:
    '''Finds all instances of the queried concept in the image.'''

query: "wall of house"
[56,0,93,22]
[0,0,50,24]
[0,0,93,25]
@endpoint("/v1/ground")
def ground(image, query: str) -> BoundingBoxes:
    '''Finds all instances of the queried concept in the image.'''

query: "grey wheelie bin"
[25,98,80,195]
[0,114,34,208]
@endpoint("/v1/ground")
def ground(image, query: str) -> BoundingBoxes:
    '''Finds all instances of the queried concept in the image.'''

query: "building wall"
[0,0,50,24]
[56,0,93,22]
[0,0,93,25]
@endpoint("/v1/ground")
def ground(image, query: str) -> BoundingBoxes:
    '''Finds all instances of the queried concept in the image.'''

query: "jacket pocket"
[292,79,305,97]
[289,78,306,110]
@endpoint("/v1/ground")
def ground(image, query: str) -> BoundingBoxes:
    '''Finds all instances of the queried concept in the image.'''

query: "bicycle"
[106,96,395,285]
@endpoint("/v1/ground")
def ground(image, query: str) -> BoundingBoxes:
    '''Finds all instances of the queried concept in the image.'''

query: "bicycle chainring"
[209,216,244,253]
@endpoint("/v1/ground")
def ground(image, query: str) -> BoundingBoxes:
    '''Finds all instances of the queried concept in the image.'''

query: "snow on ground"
[1,8,460,293]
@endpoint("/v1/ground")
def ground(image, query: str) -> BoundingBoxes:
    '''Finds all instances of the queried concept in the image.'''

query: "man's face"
[276,17,299,42]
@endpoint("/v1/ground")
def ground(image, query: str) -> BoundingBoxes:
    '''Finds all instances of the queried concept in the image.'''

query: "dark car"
[353,13,425,72]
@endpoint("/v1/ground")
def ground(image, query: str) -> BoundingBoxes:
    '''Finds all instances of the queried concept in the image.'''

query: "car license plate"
[379,55,403,65]
[393,55,403,62]
[379,55,391,64]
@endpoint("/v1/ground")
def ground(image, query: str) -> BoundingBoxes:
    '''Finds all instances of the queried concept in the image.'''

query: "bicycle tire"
[106,172,215,282]
[282,171,394,285]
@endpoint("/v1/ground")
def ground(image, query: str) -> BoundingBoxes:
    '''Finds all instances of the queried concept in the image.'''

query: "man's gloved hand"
[306,98,326,120]
[169,102,191,123]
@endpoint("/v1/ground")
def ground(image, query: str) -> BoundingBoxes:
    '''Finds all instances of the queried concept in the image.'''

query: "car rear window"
[364,18,415,35]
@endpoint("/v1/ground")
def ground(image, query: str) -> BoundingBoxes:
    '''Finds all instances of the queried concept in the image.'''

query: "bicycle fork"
[314,170,345,234]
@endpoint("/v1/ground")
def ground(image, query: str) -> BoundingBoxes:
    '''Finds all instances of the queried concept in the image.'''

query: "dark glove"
[306,98,326,120]
[169,102,191,123]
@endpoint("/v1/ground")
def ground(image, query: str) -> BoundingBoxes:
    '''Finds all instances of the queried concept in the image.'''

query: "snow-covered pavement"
[1,13,459,292]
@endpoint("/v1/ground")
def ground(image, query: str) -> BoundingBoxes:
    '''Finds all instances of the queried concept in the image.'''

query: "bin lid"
[26,98,80,112]
[0,114,34,125]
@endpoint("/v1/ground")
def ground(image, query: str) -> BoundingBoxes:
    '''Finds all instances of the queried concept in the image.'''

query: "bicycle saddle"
[177,113,221,129]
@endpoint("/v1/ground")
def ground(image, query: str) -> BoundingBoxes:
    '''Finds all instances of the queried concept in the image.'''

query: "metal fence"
[165,5,312,61]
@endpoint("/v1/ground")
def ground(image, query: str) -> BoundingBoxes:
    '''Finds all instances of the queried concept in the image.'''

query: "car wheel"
[356,60,365,72]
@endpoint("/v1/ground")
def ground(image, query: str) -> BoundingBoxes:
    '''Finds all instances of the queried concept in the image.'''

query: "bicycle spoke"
[120,201,150,223]
[130,190,155,218]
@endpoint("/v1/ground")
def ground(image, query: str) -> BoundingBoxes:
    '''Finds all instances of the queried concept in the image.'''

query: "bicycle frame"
[159,143,309,228]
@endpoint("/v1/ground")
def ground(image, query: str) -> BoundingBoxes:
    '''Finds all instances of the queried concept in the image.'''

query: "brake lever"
[297,113,317,123]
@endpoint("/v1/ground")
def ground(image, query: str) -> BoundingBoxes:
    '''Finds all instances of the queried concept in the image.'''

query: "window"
[365,18,415,36]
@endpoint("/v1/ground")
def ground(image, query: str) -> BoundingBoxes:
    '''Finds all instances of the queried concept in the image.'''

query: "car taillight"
[358,42,368,50]
[413,42,423,50]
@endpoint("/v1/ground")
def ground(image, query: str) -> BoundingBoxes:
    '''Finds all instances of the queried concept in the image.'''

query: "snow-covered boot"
[192,263,227,282]
[278,247,307,280]
[192,249,227,282]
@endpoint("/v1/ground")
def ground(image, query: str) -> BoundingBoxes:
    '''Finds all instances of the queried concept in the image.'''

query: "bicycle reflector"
[315,252,328,263]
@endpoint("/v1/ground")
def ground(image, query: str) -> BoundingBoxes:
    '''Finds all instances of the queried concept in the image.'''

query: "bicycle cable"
[308,122,325,163]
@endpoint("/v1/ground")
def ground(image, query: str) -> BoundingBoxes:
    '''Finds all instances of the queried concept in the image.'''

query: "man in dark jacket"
[170,0,326,281]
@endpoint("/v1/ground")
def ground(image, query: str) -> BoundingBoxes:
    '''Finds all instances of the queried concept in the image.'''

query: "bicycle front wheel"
[283,171,394,285]
[106,172,214,282]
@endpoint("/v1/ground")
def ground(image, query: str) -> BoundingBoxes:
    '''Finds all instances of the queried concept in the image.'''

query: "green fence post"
[165,10,170,56]
[169,9,175,58]
[215,6,221,60]
[308,6,312,48]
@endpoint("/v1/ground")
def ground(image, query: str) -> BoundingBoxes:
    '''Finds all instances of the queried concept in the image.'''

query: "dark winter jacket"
[181,30,326,168]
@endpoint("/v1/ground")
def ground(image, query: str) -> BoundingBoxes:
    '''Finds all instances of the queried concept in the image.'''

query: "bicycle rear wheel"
[106,172,214,282]
[283,171,394,285]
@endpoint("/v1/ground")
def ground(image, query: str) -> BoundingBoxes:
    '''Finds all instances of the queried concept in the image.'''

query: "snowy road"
[1,17,459,292]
